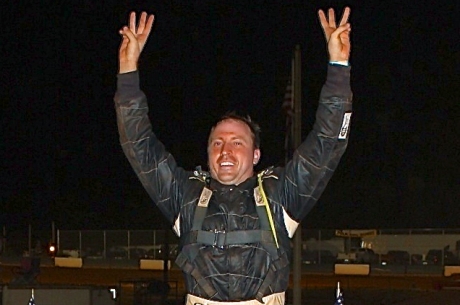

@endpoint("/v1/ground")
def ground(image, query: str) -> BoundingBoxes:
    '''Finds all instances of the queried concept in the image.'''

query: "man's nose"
[221,143,231,155]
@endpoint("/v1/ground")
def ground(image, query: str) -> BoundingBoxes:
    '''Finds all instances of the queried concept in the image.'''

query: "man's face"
[208,119,261,185]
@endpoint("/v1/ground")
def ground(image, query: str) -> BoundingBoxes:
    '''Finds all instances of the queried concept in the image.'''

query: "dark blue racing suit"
[114,64,352,303]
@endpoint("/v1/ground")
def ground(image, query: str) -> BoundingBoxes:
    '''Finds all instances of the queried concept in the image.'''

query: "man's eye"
[234,142,242,146]
[213,142,222,146]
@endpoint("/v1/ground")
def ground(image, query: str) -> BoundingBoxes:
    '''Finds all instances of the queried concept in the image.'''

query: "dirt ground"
[1,264,460,304]
[292,288,460,305]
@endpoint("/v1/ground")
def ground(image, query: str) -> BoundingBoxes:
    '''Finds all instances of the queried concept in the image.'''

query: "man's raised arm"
[282,7,353,221]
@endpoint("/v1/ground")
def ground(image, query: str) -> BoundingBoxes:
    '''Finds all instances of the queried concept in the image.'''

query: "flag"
[282,79,294,118]
[334,292,344,305]
[334,282,344,305]
[282,57,295,164]
[283,79,293,163]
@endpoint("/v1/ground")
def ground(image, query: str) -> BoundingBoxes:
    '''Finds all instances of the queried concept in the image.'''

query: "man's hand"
[318,7,351,63]
[118,12,155,74]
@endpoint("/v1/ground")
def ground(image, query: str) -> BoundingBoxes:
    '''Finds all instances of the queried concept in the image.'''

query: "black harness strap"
[254,187,271,231]
[254,180,287,301]
[176,187,219,299]
[192,187,213,230]
[176,252,218,299]
[255,252,290,303]
[182,230,276,248]
[254,187,280,260]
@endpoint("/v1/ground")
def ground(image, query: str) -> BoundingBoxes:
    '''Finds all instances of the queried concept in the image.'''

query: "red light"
[48,243,57,257]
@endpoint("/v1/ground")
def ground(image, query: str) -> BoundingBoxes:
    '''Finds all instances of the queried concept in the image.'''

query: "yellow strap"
[257,172,279,248]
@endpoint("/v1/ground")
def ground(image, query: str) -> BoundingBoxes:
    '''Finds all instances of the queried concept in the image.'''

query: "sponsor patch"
[254,187,264,206]
[198,187,212,207]
[338,112,352,140]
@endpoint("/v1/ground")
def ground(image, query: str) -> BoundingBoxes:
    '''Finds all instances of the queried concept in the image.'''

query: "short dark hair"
[209,112,261,149]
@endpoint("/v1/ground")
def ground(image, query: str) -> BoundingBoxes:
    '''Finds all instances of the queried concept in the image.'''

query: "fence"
[301,228,460,266]
[2,227,460,266]
[57,229,180,260]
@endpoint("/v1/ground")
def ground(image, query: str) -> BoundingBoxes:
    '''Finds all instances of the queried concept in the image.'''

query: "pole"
[163,229,169,282]
[29,224,32,255]
[3,225,6,254]
[292,45,302,305]
[51,221,56,243]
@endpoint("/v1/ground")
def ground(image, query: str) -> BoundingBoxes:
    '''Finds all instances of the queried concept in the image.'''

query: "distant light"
[48,243,57,257]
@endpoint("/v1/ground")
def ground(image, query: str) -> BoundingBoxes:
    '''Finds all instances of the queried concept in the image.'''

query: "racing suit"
[114,64,352,304]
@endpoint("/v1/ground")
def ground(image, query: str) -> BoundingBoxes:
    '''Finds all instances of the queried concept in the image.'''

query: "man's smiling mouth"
[220,161,235,167]
[219,161,235,167]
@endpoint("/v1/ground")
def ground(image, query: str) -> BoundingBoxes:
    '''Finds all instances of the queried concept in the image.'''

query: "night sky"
[1,1,459,231]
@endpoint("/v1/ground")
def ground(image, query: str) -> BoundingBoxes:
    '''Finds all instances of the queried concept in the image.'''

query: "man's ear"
[253,149,261,165]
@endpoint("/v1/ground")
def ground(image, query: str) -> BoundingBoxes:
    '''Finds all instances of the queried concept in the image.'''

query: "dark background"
[1,1,458,231]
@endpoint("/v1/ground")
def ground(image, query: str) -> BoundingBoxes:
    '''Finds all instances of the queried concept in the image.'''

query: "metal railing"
[2,227,459,266]
[300,228,460,266]
[56,229,180,260]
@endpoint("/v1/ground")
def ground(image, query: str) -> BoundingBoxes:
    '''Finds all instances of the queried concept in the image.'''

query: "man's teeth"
[220,161,234,166]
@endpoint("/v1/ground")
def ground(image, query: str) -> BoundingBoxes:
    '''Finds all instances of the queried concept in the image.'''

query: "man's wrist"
[119,61,138,74]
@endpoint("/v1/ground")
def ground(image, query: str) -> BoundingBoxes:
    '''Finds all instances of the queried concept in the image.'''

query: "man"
[115,6,352,305]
